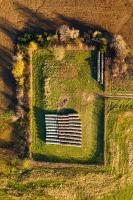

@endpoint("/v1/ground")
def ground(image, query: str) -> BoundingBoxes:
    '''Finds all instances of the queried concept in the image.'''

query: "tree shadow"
[90,97,105,164]
[0,91,16,111]
[56,14,113,39]
[14,2,57,35]
[0,44,16,90]
[0,44,13,67]
[0,91,31,112]
[0,139,14,149]
[87,50,97,80]
[0,17,18,43]
[0,44,16,110]
[32,153,90,164]
[0,2,114,47]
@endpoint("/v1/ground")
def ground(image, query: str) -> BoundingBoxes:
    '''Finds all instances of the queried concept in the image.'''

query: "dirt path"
[32,161,102,168]
[29,51,33,159]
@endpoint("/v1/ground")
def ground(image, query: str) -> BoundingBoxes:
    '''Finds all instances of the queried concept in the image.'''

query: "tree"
[28,41,38,55]
[12,59,25,79]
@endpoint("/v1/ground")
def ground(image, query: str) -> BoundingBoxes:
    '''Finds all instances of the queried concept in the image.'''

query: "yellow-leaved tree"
[28,41,38,55]
[12,53,25,88]
[12,59,25,79]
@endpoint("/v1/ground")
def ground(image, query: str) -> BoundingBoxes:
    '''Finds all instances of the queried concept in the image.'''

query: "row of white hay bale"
[97,51,104,85]
[45,114,82,147]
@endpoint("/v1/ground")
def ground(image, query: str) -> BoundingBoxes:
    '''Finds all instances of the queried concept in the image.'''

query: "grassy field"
[32,50,104,163]
[0,152,116,200]
[0,151,132,200]
[105,98,133,174]
[0,148,133,200]
[0,111,14,148]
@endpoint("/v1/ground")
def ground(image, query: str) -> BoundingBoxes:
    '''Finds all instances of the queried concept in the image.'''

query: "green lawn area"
[105,98,133,174]
[32,49,104,163]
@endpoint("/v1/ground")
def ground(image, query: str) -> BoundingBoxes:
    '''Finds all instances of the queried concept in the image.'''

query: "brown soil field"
[0,0,133,112]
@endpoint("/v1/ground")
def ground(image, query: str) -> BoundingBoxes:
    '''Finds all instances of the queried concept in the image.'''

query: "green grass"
[105,99,133,174]
[32,50,104,163]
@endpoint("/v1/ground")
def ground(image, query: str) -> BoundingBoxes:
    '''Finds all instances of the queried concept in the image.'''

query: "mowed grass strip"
[32,50,104,163]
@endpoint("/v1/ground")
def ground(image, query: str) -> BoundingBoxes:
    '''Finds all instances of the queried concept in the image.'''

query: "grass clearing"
[32,50,104,163]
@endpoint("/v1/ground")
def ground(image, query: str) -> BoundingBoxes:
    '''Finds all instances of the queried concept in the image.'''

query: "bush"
[112,35,129,58]
[18,33,33,46]
[22,159,32,170]
[12,54,25,90]
[93,31,102,39]
[57,25,79,42]
[36,34,46,47]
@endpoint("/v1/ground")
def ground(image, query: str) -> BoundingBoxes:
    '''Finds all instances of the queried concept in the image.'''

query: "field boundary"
[32,161,104,168]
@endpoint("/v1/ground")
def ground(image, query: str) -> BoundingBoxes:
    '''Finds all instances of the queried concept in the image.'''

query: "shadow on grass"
[90,97,105,164]
[32,153,93,164]
[88,50,97,80]
[32,151,103,164]
[0,140,14,149]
